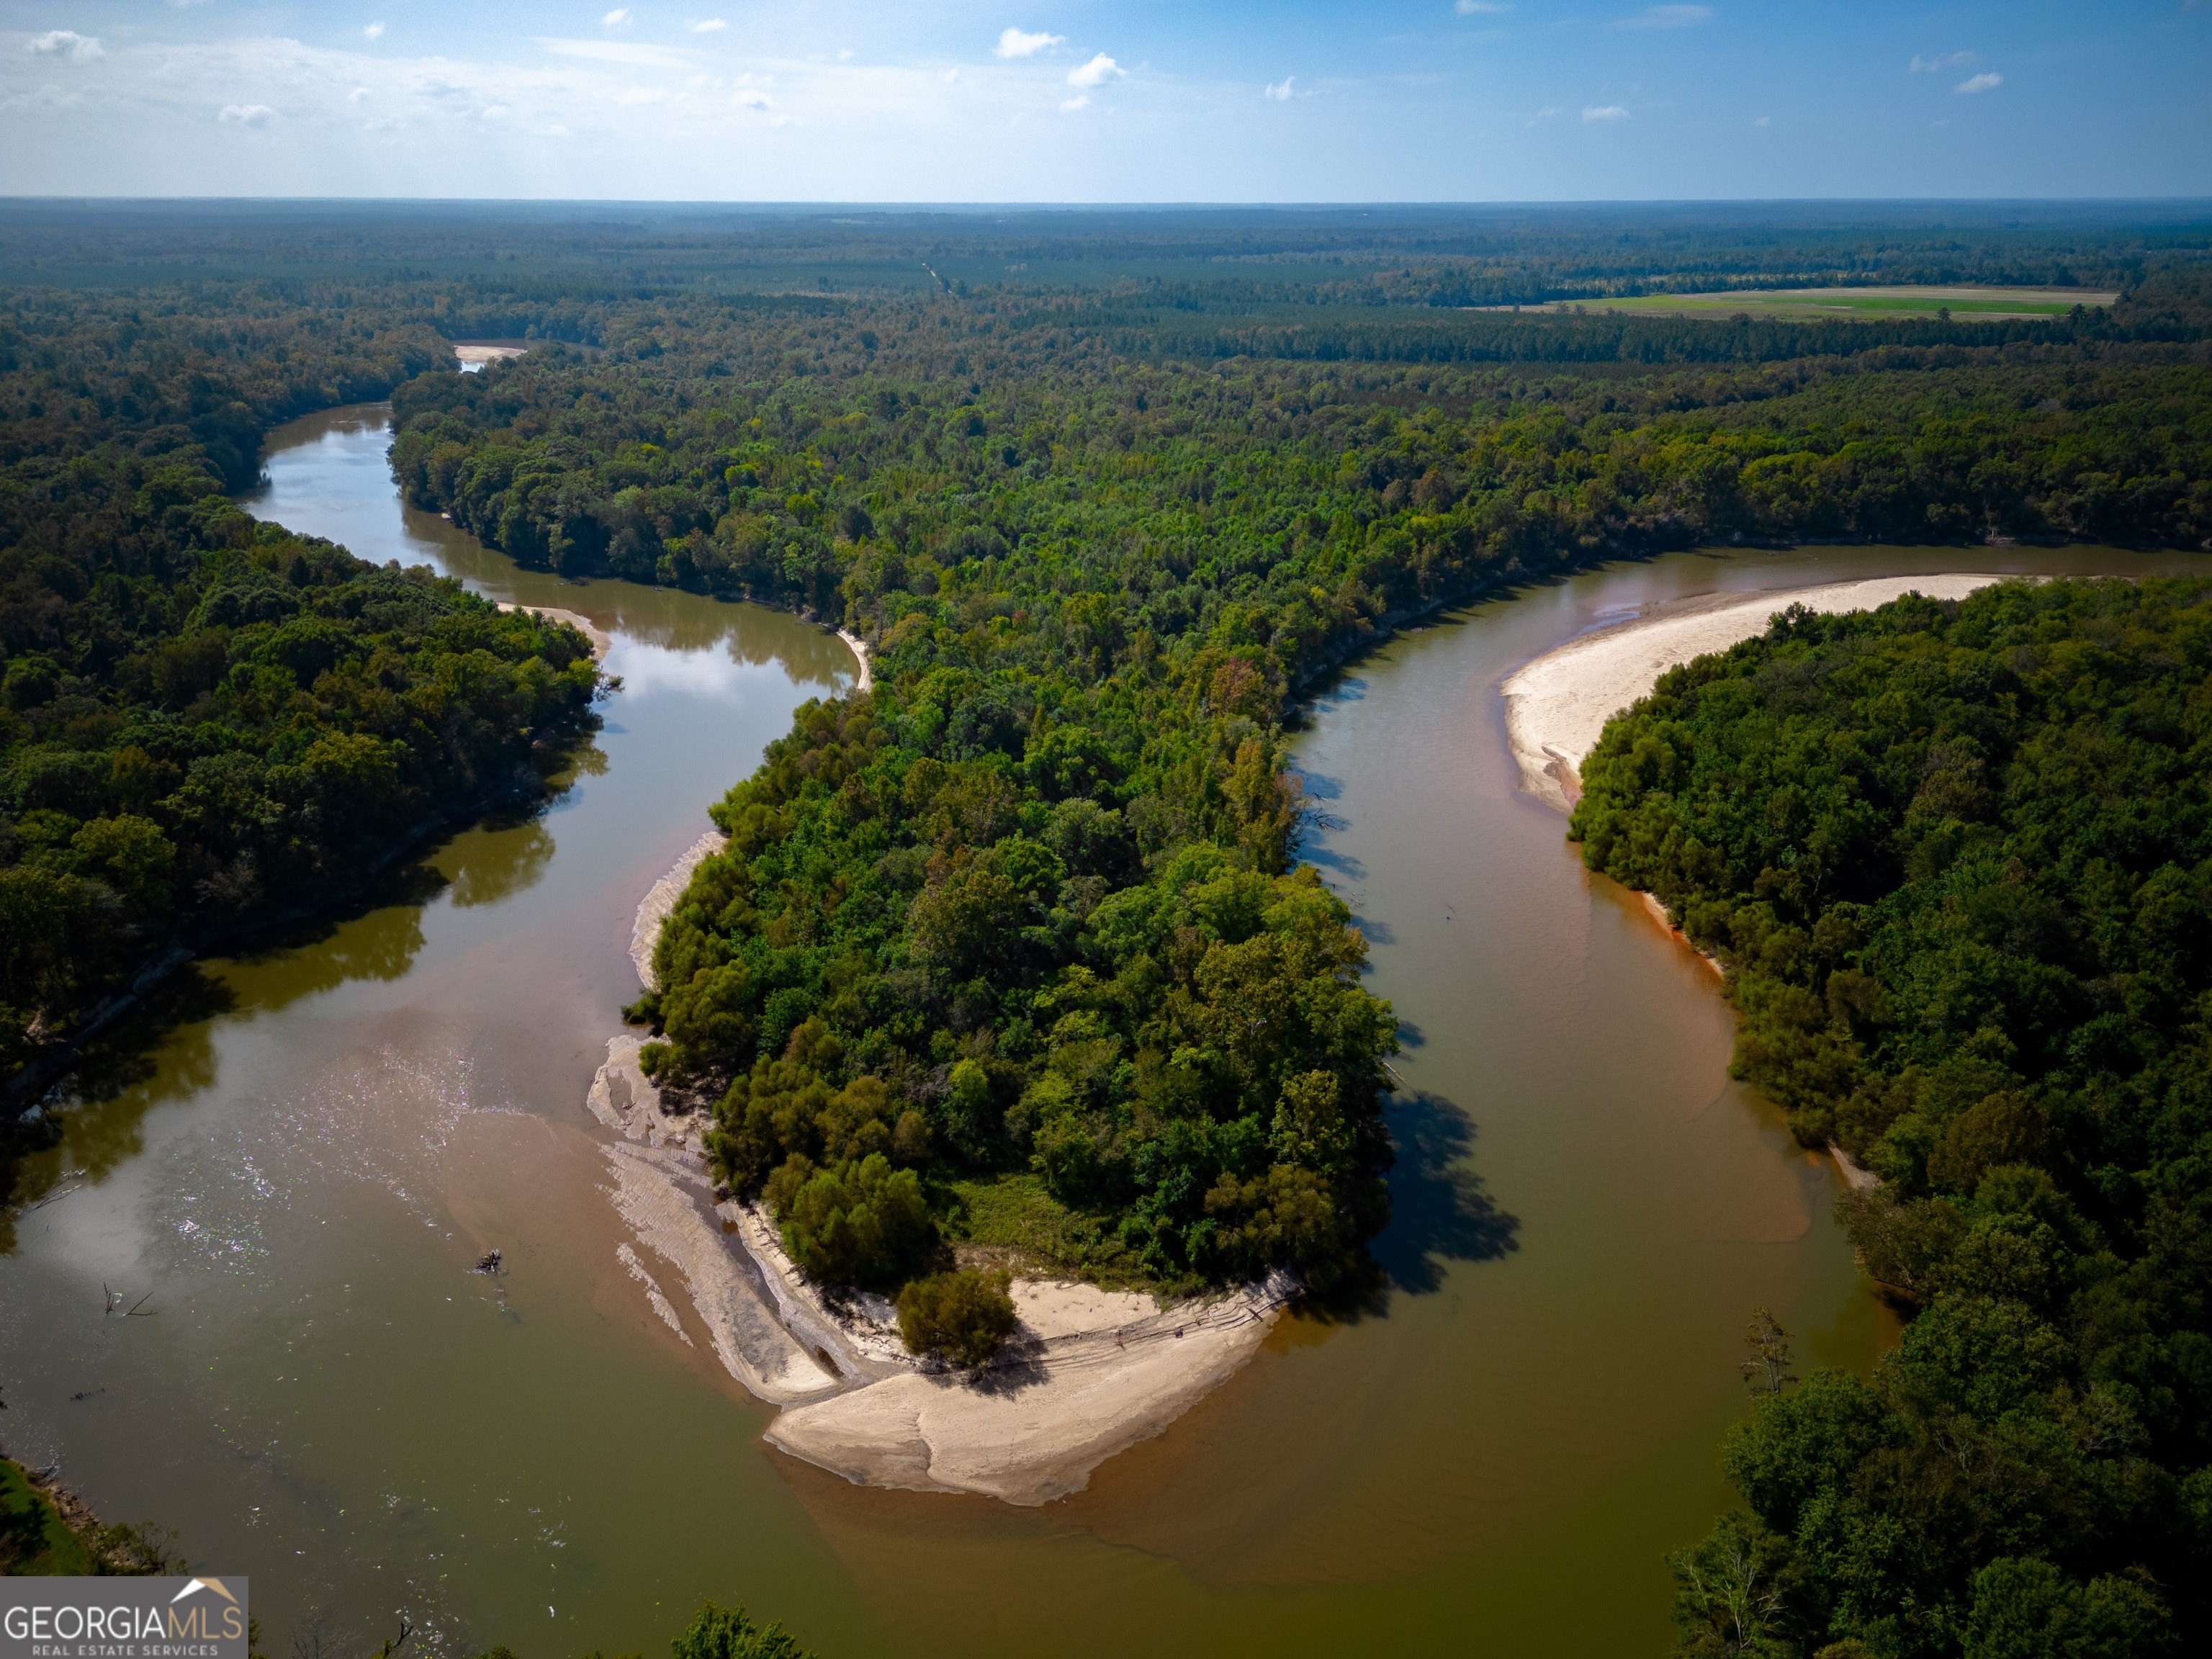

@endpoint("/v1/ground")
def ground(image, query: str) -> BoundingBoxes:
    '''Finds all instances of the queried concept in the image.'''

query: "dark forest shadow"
[1300,1086,1519,1323]
[1372,1087,1520,1293]
[0,968,235,1254]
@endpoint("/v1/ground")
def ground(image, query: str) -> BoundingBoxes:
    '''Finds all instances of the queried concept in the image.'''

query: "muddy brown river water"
[3,403,2200,1655]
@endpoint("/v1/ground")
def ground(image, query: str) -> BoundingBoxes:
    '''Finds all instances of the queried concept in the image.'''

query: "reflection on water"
[1,405,875,1655]
[235,405,858,682]
[444,816,557,911]
[6,402,2201,1659]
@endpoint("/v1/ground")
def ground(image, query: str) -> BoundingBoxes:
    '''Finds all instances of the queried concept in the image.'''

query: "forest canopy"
[5,202,2211,1652]
[0,289,603,1082]
[1573,578,2212,1656]
[368,217,2211,1304]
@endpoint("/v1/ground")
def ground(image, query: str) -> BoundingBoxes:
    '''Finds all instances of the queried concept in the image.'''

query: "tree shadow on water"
[1308,1087,1519,1322]
[1,968,235,1254]
[1376,1087,1519,1292]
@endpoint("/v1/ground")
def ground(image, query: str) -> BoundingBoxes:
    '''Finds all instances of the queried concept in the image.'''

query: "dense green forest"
[369,229,2209,1308]
[4,203,2210,1645]
[0,292,603,1084]
[1573,578,2212,1655]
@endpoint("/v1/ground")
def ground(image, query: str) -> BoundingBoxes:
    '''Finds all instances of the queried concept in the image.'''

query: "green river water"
[3,403,2200,1655]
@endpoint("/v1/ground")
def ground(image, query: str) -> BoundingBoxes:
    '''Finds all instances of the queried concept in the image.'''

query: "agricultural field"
[1493,283,2116,319]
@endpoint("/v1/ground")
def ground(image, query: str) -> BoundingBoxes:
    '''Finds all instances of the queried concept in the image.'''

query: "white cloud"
[218,102,276,125]
[995,27,1064,60]
[481,103,509,118]
[1910,51,1976,73]
[941,67,960,83]
[617,85,665,104]
[1455,1,1511,12]
[1264,76,1294,101]
[602,8,631,25]
[1583,104,1629,120]
[1753,114,1768,126]
[349,85,372,100]
[1059,94,1087,112]
[29,30,105,61]
[1066,53,1122,89]
[539,37,693,67]
[1616,4,1711,27]
[4,83,89,109]
[693,18,727,32]
[364,22,386,41]
[1954,71,2002,94]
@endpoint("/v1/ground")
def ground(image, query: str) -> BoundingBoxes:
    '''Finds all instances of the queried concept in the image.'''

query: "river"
[2,405,2198,1655]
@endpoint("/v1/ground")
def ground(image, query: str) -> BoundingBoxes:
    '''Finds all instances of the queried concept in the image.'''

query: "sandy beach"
[453,343,529,368]
[495,601,612,662]
[765,1274,1292,1504]
[595,823,1288,1504]
[1501,575,2013,810]
[1501,573,2011,1194]
[837,627,873,693]
[629,831,728,989]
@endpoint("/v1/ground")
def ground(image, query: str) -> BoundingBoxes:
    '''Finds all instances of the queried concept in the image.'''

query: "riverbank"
[1501,571,2020,1194]
[836,628,873,693]
[0,1455,172,1575]
[600,832,1286,1504]
[1500,574,2012,811]
[496,601,611,661]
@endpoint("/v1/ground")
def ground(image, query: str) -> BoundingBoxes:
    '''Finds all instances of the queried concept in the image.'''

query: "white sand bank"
[1502,575,2014,810]
[454,343,528,368]
[616,1241,693,1345]
[629,831,728,990]
[592,1035,842,1403]
[595,837,1288,1502]
[765,1275,1292,1505]
[837,628,873,693]
[494,601,611,662]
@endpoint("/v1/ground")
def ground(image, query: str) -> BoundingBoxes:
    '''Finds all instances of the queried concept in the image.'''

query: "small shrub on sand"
[897,1268,1017,1367]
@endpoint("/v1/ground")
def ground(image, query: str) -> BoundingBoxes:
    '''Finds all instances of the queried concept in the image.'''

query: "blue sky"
[1,1,2206,199]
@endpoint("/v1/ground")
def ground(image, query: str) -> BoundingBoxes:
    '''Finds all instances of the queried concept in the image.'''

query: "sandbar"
[629,831,729,989]
[1501,575,2013,811]
[454,343,529,369]
[495,601,611,662]
[837,627,873,693]
[593,831,1288,1504]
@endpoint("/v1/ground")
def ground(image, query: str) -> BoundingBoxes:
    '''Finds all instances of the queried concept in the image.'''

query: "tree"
[765,1153,935,1288]
[1739,1309,1797,1398]
[897,1268,1020,1367]
[1669,1510,1804,1659]
[668,1601,815,1659]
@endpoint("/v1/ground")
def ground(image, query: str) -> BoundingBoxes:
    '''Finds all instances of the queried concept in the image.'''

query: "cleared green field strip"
[1491,284,2117,320]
